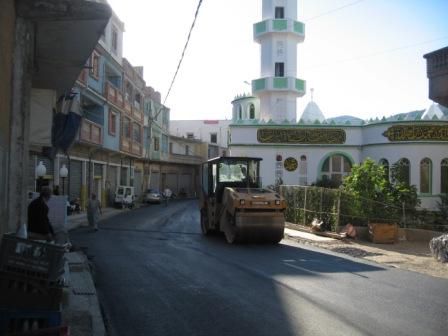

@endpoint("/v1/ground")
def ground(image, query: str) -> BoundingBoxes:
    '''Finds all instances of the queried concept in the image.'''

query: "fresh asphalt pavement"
[70,200,448,336]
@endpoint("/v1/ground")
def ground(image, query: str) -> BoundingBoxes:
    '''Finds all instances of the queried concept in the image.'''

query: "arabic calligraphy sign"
[257,128,346,144]
[383,125,448,141]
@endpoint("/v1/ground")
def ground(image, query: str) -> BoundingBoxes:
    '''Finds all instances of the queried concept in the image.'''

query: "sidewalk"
[284,223,448,280]
[66,207,126,231]
[63,206,127,336]
[62,252,106,336]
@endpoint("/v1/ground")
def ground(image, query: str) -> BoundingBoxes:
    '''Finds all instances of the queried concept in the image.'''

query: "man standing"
[27,187,54,241]
[163,188,172,206]
[87,193,102,231]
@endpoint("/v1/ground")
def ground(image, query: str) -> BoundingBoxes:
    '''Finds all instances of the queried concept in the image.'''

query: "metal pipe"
[67,152,71,199]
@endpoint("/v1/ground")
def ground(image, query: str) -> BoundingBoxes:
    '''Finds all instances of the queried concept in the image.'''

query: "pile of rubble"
[430,234,448,263]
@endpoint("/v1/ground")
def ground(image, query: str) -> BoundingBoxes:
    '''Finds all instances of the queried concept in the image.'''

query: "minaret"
[252,0,306,123]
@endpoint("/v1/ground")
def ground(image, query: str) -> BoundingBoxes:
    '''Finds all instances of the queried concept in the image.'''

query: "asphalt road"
[70,200,448,336]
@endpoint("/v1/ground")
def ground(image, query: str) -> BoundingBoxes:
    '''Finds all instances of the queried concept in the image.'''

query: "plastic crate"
[0,309,61,336]
[0,272,63,311]
[0,235,65,282]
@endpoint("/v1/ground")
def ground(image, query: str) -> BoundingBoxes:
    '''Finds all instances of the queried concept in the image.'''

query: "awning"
[17,0,112,95]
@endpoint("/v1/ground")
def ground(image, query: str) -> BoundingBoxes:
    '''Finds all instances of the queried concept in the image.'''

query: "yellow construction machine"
[199,157,286,244]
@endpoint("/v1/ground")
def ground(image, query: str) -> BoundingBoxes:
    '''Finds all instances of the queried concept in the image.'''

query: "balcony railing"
[252,77,306,96]
[120,137,131,152]
[124,100,132,115]
[131,141,142,156]
[254,19,305,42]
[132,107,143,122]
[105,82,124,108]
[169,153,203,165]
[80,119,102,145]
[77,69,88,85]
[120,137,143,157]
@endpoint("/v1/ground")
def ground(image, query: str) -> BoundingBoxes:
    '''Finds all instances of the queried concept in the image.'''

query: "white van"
[114,186,135,208]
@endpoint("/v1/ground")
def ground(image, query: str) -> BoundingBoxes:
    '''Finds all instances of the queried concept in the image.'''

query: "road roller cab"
[199,157,286,244]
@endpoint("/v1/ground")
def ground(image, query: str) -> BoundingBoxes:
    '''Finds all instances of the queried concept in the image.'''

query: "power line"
[163,0,204,107]
[306,35,448,69]
[304,0,368,22]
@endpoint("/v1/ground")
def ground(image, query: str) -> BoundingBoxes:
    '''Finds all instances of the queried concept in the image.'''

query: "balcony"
[105,82,123,108]
[124,100,132,115]
[254,19,305,43]
[131,141,142,156]
[424,46,448,106]
[80,119,102,145]
[120,137,131,152]
[252,77,306,96]
[120,137,143,157]
[169,153,203,165]
[132,103,143,122]
[77,69,88,85]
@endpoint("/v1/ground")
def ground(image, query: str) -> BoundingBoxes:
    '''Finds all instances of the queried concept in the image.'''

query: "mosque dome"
[422,103,445,120]
[300,101,326,123]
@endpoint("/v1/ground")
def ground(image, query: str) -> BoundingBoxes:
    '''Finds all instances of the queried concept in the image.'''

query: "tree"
[342,158,395,222]
[313,176,340,189]
[342,158,419,223]
[437,193,448,221]
[390,161,420,212]
[343,158,390,202]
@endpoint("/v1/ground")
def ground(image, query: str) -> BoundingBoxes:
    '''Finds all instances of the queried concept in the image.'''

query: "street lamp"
[35,161,46,192]
[60,164,68,195]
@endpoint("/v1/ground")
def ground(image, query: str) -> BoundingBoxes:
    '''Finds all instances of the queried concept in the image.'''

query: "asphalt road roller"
[199,157,286,244]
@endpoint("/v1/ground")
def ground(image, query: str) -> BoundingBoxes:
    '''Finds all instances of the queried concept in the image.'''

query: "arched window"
[249,104,255,119]
[441,159,448,194]
[379,158,389,181]
[420,158,432,194]
[299,155,307,185]
[395,158,410,185]
[321,154,352,185]
[238,105,242,120]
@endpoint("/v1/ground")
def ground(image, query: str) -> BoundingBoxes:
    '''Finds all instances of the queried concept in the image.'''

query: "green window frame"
[320,154,352,185]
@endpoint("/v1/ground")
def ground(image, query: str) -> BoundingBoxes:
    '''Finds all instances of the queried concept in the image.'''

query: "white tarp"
[30,88,55,147]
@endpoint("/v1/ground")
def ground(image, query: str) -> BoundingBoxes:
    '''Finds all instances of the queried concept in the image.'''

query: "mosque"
[228,0,448,209]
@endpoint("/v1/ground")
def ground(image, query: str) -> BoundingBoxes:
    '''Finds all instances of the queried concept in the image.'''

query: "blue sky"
[107,0,448,121]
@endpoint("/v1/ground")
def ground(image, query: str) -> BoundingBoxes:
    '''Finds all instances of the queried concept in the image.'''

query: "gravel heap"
[429,234,448,263]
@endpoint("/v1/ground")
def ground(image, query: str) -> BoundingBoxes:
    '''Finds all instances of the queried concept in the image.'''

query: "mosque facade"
[228,0,448,210]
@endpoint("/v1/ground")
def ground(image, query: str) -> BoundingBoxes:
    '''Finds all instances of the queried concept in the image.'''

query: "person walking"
[163,188,172,206]
[87,193,102,231]
[27,187,55,241]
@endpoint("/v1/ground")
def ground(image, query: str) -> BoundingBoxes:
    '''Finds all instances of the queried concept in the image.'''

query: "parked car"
[114,186,135,208]
[145,189,162,204]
